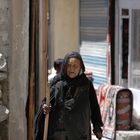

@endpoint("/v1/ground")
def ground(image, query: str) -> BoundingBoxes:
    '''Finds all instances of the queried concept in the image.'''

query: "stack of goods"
[116,89,133,130]
[129,88,140,130]
[96,85,133,140]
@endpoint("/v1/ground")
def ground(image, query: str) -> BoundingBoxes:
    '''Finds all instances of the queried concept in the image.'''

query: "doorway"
[119,9,129,87]
[116,2,140,89]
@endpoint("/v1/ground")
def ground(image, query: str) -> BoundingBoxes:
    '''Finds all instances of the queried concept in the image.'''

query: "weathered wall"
[8,0,29,140]
[48,0,79,67]
[0,0,10,140]
[0,0,9,56]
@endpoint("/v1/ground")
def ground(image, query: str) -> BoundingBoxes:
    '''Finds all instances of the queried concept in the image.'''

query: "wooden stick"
[27,0,36,139]
[42,0,49,139]
[43,84,50,140]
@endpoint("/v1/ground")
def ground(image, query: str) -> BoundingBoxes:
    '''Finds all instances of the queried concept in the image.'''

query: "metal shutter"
[80,0,109,87]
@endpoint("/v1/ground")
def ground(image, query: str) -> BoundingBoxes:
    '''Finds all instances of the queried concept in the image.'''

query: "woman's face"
[67,58,81,78]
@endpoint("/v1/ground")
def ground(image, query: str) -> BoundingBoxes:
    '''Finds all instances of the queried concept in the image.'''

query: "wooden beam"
[41,0,49,139]
[27,0,36,139]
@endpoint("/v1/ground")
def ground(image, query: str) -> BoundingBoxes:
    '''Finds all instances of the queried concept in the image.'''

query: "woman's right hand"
[42,103,51,114]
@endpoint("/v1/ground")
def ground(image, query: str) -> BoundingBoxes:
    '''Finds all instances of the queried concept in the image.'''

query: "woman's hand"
[93,128,103,140]
[42,104,51,114]
[94,131,102,139]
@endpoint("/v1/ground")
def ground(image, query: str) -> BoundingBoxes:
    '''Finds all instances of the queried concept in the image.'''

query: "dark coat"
[34,52,103,140]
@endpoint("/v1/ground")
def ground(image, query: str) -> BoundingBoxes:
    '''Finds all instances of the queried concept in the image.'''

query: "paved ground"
[91,134,98,140]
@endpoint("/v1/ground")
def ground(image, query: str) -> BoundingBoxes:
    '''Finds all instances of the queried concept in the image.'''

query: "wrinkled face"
[67,58,81,78]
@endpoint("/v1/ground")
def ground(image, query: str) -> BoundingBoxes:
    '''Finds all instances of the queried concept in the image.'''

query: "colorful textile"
[96,85,133,140]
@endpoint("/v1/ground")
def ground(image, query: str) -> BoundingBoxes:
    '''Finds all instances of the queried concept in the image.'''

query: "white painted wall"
[118,0,140,9]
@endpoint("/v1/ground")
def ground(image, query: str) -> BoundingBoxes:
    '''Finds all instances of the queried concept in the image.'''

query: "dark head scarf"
[50,52,88,87]
[59,52,89,86]
[60,51,85,77]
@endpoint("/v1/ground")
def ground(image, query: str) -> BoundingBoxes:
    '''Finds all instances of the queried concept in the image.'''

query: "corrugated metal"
[80,0,109,87]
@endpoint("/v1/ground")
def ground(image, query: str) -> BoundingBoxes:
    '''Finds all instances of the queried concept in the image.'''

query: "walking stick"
[42,0,49,138]
[43,84,50,140]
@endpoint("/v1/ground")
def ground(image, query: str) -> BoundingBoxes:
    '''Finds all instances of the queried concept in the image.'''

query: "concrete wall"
[0,0,10,140]
[8,0,29,140]
[0,0,9,56]
[49,0,79,68]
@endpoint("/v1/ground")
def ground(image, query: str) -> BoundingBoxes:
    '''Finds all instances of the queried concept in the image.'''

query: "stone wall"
[0,0,9,140]
[8,0,29,139]
[0,0,9,56]
[0,0,29,140]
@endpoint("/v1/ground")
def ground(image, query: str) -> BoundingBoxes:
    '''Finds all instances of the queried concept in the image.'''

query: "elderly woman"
[35,52,103,140]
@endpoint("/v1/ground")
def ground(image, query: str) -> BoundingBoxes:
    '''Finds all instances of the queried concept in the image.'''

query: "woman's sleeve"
[89,81,103,131]
[34,80,60,140]
[34,88,55,140]
[34,99,46,140]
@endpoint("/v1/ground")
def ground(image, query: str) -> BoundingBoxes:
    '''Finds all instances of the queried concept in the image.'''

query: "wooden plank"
[43,84,50,140]
[27,0,36,139]
[41,0,49,139]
